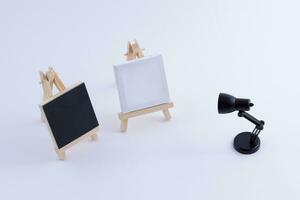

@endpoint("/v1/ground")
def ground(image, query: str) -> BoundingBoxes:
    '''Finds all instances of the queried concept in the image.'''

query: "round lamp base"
[233,132,260,154]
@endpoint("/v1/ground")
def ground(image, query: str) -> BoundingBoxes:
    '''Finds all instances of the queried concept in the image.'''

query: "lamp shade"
[218,93,253,114]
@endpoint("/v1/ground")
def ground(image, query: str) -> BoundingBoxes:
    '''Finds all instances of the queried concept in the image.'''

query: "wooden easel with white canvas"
[116,40,174,132]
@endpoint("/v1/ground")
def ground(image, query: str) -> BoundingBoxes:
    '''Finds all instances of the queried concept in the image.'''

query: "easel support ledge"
[119,102,174,132]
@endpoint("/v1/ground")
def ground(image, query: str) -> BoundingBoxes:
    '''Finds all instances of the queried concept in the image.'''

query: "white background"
[0,0,299,199]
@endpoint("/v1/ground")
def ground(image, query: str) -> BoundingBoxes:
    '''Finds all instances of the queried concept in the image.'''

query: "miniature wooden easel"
[39,67,98,160]
[119,40,174,132]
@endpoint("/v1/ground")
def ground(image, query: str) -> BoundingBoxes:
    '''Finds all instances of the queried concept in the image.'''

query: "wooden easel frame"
[39,69,98,160]
[39,67,66,122]
[119,40,174,132]
[124,39,145,61]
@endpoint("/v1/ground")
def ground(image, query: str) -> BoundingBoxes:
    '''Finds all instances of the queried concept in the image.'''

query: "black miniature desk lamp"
[218,93,265,154]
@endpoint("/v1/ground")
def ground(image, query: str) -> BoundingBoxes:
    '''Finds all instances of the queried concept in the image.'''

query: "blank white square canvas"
[114,54,171,113]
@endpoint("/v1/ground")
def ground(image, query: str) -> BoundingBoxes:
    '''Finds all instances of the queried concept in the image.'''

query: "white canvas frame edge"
[113,54,171,113]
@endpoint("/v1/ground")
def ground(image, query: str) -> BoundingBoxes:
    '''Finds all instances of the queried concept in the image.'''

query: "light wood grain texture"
[91,133,98,141]
[119,103,174,120]
[119,103,174,132]
[40,71,53,122]
[162,109,172,120]
[124,39,145,61]
[39,67,66,122]
[48,67,66,91]
[120,119,128,132]
[40,67,66,99]
[56,150,66,160]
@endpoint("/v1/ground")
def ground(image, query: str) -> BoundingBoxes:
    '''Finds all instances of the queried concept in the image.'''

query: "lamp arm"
[238,111,264,130]
[238,111,265,143]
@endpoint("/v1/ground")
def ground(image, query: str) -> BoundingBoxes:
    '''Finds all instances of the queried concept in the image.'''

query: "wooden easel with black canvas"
[39,67,99,160]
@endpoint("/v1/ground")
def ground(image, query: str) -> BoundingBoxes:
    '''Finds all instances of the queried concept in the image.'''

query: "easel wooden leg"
[40,71,53,122]
[91,133,98,141]
[121,119,128,132]
[162,109,171,120]
[57,151,66,160]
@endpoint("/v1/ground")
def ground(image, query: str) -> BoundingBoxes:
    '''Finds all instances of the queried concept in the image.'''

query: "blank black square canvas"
[42,82,99,149]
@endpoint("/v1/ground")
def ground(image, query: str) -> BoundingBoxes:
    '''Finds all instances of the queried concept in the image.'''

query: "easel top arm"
[124,39,145,61]
[39,67,66,101]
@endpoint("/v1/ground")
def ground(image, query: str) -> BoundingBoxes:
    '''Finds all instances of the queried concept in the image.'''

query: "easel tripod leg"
[121,119,128,132]
[91,133,98,141]
[57,151,66,160]
[162,109,171,120]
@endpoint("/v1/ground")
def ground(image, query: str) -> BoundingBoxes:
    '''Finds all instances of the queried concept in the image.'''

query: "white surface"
[1,0,300,200]
[114,54,170,112]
